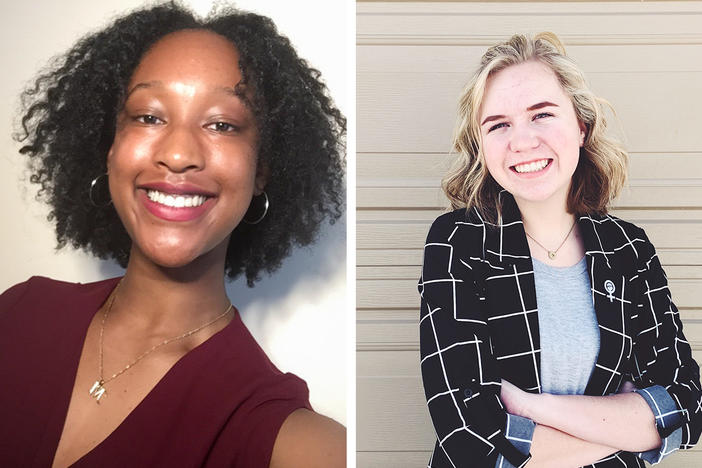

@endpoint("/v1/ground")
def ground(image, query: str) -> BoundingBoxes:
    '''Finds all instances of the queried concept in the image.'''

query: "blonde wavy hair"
[444,32,628,222]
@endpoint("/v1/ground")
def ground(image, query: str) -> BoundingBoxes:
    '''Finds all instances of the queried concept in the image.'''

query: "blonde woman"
[419,33,702,468]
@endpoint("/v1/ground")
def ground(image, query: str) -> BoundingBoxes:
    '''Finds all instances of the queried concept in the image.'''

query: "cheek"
[108,131,154,173]
[548,125,581,167]
[481,138,507,177]
[211,148,259,190]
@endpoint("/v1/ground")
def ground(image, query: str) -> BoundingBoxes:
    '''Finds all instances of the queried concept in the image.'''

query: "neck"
[514,193,586,266]
[516,194,576,246]
[109,242,232,334]
[515,192,575,232]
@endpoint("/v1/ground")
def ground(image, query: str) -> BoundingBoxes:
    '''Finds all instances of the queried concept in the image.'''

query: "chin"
[512,190,562,205]
[132,242,207,270]
[147,252,203,270]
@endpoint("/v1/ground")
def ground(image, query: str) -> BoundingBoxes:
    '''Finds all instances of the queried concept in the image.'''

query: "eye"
[488,122,508,133]
[134,114,164,125]
[206,121,240,133]
[533,112,553,120]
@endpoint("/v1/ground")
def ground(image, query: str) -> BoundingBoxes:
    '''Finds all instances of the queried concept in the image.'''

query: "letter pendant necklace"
[89,280,233,403]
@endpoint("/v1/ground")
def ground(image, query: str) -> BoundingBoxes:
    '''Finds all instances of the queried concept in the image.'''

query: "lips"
[137,182,217,222]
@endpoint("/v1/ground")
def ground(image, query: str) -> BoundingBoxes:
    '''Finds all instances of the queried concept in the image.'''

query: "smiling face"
[478,60,585,209]
[107,29,265,270]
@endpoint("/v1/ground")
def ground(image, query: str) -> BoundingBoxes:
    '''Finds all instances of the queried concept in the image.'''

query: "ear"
[254,163,270,195]
[578,120,587,147]
[106,145,115,173]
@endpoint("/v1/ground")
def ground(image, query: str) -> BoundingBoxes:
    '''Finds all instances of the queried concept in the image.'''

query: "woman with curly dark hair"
[0,2,346,467]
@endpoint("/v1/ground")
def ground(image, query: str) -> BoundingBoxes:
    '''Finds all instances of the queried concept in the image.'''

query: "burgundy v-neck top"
[0,276,311,467]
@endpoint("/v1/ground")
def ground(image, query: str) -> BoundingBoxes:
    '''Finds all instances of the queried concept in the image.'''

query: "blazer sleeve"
[418,215,532,468]
[631,230,702,449]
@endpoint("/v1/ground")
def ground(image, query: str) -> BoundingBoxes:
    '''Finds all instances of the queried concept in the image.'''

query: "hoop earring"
[243,191,269,225]
[89,173,112,208]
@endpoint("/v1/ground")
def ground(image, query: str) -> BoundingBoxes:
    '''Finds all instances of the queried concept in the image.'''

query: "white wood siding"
[356,2,702,466]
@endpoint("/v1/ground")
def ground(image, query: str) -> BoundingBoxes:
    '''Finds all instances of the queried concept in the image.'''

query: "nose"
[155,125,205,173]
[508,123,539,153]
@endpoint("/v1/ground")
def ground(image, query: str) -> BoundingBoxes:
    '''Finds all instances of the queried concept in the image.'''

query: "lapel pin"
[604,280,615,302]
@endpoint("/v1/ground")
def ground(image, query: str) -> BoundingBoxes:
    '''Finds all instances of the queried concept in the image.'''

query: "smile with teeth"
[146,189,209,208]
[512,158,551,174]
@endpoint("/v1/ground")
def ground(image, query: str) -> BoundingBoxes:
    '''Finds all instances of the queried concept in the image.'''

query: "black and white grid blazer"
[418,194,702,468]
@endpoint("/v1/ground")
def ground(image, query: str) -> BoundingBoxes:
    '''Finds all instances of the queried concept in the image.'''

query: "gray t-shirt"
[533,256,600,395]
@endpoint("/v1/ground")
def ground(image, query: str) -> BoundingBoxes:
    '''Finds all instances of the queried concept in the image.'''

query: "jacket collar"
[481,191,618,273]
[481,191,531,269]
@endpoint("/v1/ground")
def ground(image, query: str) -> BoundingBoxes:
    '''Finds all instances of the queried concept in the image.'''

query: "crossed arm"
[500,380,661,467]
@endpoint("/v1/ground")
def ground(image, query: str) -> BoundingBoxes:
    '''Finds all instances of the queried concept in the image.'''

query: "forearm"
[527,392,660,452]
[526,424,619,468]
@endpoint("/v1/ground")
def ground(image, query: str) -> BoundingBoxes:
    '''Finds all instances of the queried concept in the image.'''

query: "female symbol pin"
[604,280,616,302]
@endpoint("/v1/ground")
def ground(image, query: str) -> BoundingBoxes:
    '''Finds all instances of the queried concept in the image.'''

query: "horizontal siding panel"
[357,185,702,209]
[357,309,702,351]
[357,221,702,250]
[357,209,702,222]
[357,2,702,42]
[357,248,702,268]
[357,265,702,280]
[358,153,702,182]
[357,278,702,309]
[358,44,702,74]
[358,72,702,153]
[357,373,702,459]
[358,451,702,468]
[356,451,432,468]
[357,349,702,453]
[357,376,435,451]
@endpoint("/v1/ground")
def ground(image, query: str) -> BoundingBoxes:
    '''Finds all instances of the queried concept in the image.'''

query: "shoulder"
[583,213,647,240]
[0,275,120,323]
[270,409,345,468]
[211,337,313,467]
[1,275,119,301]
[425,207,488,250]
[581,213,654,266]
[219,316,311,398]
[425,208,478,243]
[173,314,315,467]
[0,276,78,311]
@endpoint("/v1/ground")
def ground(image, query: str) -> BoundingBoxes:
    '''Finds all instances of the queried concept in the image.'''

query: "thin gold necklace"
[89,281,233,403]
[525,220,577,260]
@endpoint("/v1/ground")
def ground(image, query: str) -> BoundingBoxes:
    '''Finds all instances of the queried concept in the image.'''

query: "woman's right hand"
[500,379,536,419]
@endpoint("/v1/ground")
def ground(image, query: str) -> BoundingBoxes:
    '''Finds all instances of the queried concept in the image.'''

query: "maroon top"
[0,276,311,467]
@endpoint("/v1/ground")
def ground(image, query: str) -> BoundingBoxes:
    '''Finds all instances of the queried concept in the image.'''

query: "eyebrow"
[480,101,560,126]
[125,81,162,99]
[215,85,245,100]
[125,81,246,102]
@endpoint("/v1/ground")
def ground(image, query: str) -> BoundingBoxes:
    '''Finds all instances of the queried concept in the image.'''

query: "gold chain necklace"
[525,220,577,260]
[89,281,233,403]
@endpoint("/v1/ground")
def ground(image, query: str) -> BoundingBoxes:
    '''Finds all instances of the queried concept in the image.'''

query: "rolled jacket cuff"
[495,414,535,468]
[635,385,684,464]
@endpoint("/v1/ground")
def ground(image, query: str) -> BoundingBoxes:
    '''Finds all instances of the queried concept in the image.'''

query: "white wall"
[0,0,348,424]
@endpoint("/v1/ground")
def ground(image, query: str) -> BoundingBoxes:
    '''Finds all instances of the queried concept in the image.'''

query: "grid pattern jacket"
[418,195,702,468]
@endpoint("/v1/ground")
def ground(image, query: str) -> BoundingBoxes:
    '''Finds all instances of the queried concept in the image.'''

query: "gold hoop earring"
[89,173,112,208]
[243,191,269,225]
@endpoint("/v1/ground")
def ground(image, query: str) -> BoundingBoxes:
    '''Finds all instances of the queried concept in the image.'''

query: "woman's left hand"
[500,379,536,419]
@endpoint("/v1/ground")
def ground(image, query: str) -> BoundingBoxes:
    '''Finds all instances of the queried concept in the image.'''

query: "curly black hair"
[15,1,346,286]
